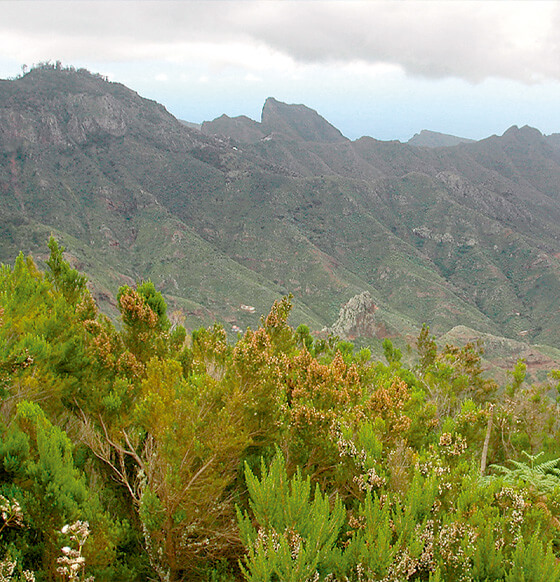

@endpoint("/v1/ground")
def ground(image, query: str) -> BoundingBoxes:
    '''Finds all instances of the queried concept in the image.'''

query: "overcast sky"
[2,1,560,141]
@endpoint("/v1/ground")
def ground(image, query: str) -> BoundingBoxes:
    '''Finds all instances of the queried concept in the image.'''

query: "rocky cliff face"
[329,292,379,339]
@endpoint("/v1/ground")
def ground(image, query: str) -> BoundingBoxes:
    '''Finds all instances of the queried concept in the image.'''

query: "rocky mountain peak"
[261,97,347,143]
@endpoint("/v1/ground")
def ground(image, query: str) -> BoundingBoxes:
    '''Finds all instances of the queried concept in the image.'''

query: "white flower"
[61,524,70,534]
[61,546,71,555]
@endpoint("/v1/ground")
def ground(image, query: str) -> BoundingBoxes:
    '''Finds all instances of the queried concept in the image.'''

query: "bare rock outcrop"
[330,291,379,339]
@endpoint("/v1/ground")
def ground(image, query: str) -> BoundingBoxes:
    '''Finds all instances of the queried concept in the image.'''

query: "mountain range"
[2,64,560,375]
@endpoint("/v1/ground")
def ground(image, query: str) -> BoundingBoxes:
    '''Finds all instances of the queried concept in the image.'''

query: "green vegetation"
[2,240,560,581]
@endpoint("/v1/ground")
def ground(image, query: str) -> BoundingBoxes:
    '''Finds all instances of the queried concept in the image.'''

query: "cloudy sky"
[2,1,560,141]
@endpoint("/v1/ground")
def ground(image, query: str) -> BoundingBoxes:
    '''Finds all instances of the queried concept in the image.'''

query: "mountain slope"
[2,64,560,353]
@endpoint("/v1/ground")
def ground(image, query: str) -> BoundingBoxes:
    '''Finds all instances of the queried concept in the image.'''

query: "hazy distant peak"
[408,129,475,148]
[499,125,547,151]
[261,97,348,143]
[502,124,543,139]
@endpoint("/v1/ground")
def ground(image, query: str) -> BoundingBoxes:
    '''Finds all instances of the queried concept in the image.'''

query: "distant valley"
[2,65,560,377]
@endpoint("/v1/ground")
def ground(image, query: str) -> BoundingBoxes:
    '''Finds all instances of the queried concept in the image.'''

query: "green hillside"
[2,64,560,361]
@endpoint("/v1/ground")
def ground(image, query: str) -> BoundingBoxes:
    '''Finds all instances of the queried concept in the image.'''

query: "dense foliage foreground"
[1,239,560,581]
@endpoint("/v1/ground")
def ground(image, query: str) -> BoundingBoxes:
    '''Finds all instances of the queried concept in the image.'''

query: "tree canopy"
[1,240,560,581]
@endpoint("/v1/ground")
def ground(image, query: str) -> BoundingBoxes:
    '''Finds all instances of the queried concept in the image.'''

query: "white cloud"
[244,73,261,83]
[1,1,560,83]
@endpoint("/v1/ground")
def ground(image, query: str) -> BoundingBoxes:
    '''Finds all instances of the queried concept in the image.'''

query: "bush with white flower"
[56,521,94,582]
